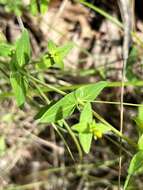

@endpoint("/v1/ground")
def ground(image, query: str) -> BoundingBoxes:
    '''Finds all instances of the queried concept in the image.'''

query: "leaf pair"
[36,81,108,123]
[36,40,74,70]
[72,103,110,153]
[36,81,109,154]
[10,28,31,107]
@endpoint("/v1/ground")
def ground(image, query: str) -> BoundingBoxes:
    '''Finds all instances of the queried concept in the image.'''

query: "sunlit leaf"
[55,42,74,58]
[38,92,77,123]
[10,72,28,106]
[138,134,143,150]
[0,43,13,57]
[75,81,108,103]
[134,105,143,135]
[79,133,93,153]
[80,102,93,124]
[71,122,88,133]
[124,151,143,189]
[16,28,31,67]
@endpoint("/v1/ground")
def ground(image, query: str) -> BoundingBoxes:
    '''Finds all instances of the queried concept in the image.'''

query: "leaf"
[79,133,93,153]
[0,43,13,57]
[55,42,74,58]
[138,134,143,150]
[128,151,143,175]
[134,105,143,135]
[71,122,88,133]
[30,0,39,15]
[48,40,57,54]
[36,55,53,70]
[80,102,93,124]
[75,81,108,103]
[40,0,48,14]
[53,54,64,69]
[126,46,138,81]
[38,92,77,123]
[10,72,28,106]
[16,28,31,67]
[124,151,143,189]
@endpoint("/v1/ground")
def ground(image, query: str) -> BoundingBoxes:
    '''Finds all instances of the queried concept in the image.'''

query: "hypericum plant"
[0,26,143,189]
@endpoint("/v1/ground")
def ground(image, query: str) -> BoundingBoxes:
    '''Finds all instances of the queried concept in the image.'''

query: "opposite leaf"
[16,28,31,67]
[80,102,93,124]
[79,133,93,154]
[0,43,13,57]
[10,72,28,107]
[72,122,88,133]
[138,134,143,150]
[134,105,143,135]
[39,92,77,123]
[55,42,74,58]
[75,81,108,103]
[124,151,143,189]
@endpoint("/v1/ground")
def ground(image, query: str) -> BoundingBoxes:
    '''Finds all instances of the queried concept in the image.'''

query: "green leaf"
[71,122,88,133]
[124,151,143,189]
[75,81,108,103]
[10,72,28,106]
[138,134,143,150]
[38,92,77,123]
[79,133,93,153]
[134,105,143,135]
[36,55,53,70]
[16,28,31,67]
[30,0,39,15]
[48,40,57,54]
[80,102,93,124]
[128,151,143,174]
[40,0,48,14]
[126,46,138,81]
[55,42,74,58]
[0,43,13,57]
[53,54,64,69]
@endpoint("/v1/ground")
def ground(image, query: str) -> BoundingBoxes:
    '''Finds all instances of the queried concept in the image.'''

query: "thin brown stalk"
[118,0,132,189]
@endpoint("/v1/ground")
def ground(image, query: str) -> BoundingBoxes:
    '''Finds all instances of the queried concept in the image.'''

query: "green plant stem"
[63,120,83,160]
[21,70,66,95]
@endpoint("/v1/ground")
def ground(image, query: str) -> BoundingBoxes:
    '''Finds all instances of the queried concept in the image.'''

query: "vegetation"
[0,0,143,189]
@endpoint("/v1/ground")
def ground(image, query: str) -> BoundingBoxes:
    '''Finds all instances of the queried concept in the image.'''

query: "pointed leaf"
[10,72,27,106]
[40,0,48,14]
[38,92,77,123]
[138,134,143,150]
[71,122,88,133]
[54,55,64,69]
[0,43,13,57]
[75,81,108,103]
[134,105,143,134]
[48,40,57,54]
[79,133,93,153]
[55,42,74,58]
[80,102,92,124]
[16,28,31,67]
[128,151,143,175]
